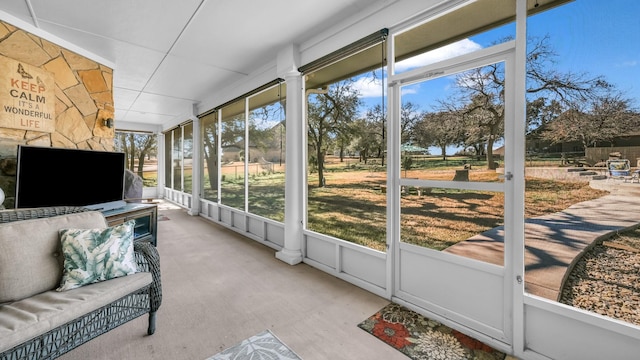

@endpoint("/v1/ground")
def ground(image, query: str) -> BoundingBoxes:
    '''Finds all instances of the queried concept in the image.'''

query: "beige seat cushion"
[0,272,151,353]
[0,211,107,303]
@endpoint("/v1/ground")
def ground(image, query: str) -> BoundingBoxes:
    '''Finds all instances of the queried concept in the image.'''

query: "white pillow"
[57,220,137,291]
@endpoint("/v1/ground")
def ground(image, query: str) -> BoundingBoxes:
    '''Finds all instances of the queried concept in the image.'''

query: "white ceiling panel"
[144,54,244,100]
[120,109,178,125]
[24,20,118,61]
[28,0,204,52]
[113,88,141,111]
[111,43,166,92]
[171,0,373,73]
[0,0,389,129]
[128,92,194,117]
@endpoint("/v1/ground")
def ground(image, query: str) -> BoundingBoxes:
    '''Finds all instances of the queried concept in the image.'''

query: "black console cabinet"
[103,203,158,246]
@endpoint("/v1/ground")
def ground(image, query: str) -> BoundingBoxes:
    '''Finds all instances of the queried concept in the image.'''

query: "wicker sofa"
[0,207,162,360]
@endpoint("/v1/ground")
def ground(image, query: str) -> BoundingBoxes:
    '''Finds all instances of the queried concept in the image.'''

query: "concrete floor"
[59,204,406,360]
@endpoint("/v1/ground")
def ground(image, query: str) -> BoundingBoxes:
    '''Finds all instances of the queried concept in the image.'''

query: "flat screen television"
[15,145,127,211]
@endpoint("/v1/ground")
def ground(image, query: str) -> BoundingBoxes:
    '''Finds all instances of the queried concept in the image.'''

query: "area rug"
[358,303,506,360]
[206,330,301,360]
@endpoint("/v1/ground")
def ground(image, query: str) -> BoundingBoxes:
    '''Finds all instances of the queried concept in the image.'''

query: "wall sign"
[0,55,55,132]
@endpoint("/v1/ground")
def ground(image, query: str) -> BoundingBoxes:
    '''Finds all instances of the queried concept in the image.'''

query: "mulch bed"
[559,236,640,326]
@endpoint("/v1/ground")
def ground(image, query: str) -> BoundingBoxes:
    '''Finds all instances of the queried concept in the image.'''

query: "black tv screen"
[16,145,126,211]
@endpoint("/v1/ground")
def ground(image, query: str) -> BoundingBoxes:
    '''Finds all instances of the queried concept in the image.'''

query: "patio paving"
[444,192,640,300]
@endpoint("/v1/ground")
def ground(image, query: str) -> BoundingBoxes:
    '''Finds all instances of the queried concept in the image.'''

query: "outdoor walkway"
[444,192,640,300]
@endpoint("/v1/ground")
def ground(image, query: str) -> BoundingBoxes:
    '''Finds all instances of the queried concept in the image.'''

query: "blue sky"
[526,0,640,100]
[356,0,639,111]
[352,0,640,154]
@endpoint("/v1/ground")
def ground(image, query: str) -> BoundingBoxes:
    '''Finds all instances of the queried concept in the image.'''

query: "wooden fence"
[586,146,640,167]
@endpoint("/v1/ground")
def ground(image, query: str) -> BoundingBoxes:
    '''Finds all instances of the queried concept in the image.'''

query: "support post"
[188,107,201,216]
[156,132,165,200]
[276,44,303,265]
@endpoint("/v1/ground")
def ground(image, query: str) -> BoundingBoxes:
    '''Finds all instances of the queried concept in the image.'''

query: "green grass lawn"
[200,156,609,252]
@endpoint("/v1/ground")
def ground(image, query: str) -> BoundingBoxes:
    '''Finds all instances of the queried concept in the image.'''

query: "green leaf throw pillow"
[57,220,138,291]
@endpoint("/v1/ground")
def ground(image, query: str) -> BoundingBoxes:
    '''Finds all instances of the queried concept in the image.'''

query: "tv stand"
[102,203,157,246]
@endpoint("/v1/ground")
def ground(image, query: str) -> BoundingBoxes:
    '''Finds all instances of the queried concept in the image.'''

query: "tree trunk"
[441,145,447,161]
[137,154,145,178]
[128,134,135,171]
[381,125,385,167]
[120,133,130,170]
[205,155,218,192]
[486,137,496,170]
[317,147,325,187]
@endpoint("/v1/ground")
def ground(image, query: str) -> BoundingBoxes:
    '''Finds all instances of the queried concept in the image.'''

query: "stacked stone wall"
[0,20,114,208]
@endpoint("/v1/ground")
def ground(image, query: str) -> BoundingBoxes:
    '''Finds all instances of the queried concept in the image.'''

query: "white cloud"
[352,38,482,99]
[353,76,418,98]
[619,60,638,67]
[401,84,419,96]
[395,38,482,72]
[353,76,385,98]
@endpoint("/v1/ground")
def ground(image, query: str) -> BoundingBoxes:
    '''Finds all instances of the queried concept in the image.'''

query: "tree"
[115,132,129,168]
[307,79,361,187]
[437,59,506,169]
[248,102,285,163]
[336,127,354,162]
[464,94,504,169]
[526,97,563,133]
[351,116,383,164]
[202,119,218,194]
[525,35,609,103]
[364,104,386,163]
[133,134,156,178]
[439,35,611,169]
[415,111,464,160]
[127,133,135,170]
[115,131,157,178]
[542,92,638,151]
[400,101,422,145]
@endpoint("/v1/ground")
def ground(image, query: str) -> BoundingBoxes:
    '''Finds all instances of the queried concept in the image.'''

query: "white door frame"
[387,41,520,351]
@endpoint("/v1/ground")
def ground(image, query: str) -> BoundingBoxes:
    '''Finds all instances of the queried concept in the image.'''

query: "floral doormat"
[358,303,506,360]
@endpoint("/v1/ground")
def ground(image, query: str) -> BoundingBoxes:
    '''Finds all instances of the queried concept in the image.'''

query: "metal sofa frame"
[0,207,162,360]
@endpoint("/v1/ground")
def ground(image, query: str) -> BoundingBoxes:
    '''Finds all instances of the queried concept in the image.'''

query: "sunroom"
[0,0,639,359]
